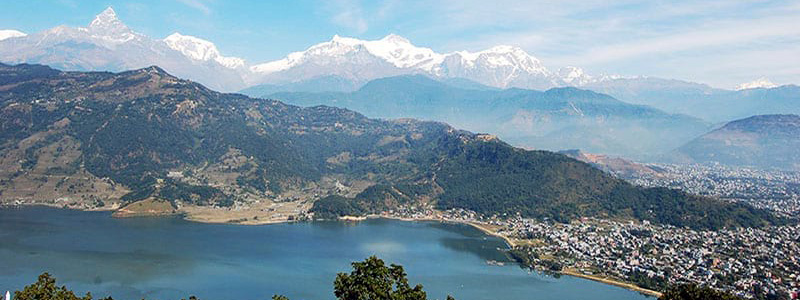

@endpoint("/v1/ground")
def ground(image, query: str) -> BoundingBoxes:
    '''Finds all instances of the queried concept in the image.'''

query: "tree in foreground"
[14,273,108,300]
[333,256,429,300]
[658,284,743,300]
[275,256,451,300]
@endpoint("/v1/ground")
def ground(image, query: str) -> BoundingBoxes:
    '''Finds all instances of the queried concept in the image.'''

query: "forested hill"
[0,63,782,230]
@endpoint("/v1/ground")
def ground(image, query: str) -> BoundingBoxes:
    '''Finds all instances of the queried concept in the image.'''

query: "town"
[625,163,800,217]
[380,205,800,300]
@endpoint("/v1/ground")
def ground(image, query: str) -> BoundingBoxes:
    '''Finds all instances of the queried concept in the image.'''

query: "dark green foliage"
[628,270,668,291]
[428,138,780,229]
[158,180,230,206]
[14,273,106,300]
[311,195,367,219]
[334,256,428,300]
[310,183,434,219]
[659,284,743,300]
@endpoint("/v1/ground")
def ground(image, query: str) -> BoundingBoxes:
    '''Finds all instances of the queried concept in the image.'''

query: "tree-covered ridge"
[0,63,783,230]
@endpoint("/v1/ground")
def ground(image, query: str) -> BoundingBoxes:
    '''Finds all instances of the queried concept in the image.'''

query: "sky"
[0,0,798,88]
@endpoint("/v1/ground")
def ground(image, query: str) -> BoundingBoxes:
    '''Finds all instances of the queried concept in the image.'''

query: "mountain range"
[587,79,800,122]
[0,62,780,230]
[3,6,777,95]
[2,7,797,165]
[253,75,710,158]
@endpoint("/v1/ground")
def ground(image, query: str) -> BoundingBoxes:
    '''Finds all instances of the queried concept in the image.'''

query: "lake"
[0,207,650,300]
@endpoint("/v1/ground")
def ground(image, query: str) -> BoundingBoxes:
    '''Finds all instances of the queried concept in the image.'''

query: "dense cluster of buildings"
[498,218,799,299]
[626,163,800,217]
[387,207,799,300]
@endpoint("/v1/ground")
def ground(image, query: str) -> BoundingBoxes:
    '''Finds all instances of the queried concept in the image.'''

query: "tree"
[14,273,107,300]
[333,256,428,300]
[659,284,742,300]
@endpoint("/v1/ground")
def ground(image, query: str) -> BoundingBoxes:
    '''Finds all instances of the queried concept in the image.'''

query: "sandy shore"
[562,269,663,297]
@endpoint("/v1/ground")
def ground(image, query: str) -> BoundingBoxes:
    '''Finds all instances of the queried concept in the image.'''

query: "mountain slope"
[260,75,710,158]
[0,63,779,230]
[673,114,800,170]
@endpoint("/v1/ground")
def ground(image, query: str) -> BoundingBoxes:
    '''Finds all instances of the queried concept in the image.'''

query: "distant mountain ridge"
[258,75,710,158]
[0,62,780,230]
[589,78,800,122]
[673,114,800,170]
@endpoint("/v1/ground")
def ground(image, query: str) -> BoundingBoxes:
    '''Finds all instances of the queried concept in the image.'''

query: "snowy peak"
[453,45,548,75]
[84,7,138,45]
[558,66,594,85]
[88,7,130,34]
[328,34,442,69]
[363,34,443,70]
[0,29,26,41]
[251,34,443,74]
[90,7,119,26]
[164,33,217,61]
[735,77,778,91]
[381,33,411,44]
[163,32,245,69]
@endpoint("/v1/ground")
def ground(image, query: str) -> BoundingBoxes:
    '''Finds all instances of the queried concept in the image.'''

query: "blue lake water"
[0,207,650,300]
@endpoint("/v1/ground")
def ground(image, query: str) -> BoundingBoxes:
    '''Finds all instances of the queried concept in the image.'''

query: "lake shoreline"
[1,204,660,298]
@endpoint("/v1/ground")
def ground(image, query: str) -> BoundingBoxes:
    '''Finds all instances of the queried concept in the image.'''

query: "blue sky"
[1,0,798,88]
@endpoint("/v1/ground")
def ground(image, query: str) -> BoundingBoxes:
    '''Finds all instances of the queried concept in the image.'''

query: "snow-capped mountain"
[0,29,26,41]
[558,66,595,86]
[86,6,140,46]
[3,6,785,96]
[248,34,443,86]
[249,35,567,89]
[163,32,245,69]
[437,45,558,89]
[735,77,778,91]
[0,7,247,91]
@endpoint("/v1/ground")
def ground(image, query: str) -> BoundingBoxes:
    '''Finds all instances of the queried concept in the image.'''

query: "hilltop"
[673,114,800,170]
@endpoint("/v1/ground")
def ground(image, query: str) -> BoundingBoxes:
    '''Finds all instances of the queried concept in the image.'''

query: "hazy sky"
[1,0,798,88]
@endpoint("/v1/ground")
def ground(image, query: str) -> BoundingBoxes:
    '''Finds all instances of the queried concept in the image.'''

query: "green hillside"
[0,63,780,230]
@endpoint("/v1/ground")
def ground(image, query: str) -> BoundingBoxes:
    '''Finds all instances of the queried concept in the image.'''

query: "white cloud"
[557,15,800,66]
[327,0,368,34]
[176,0,212,15]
